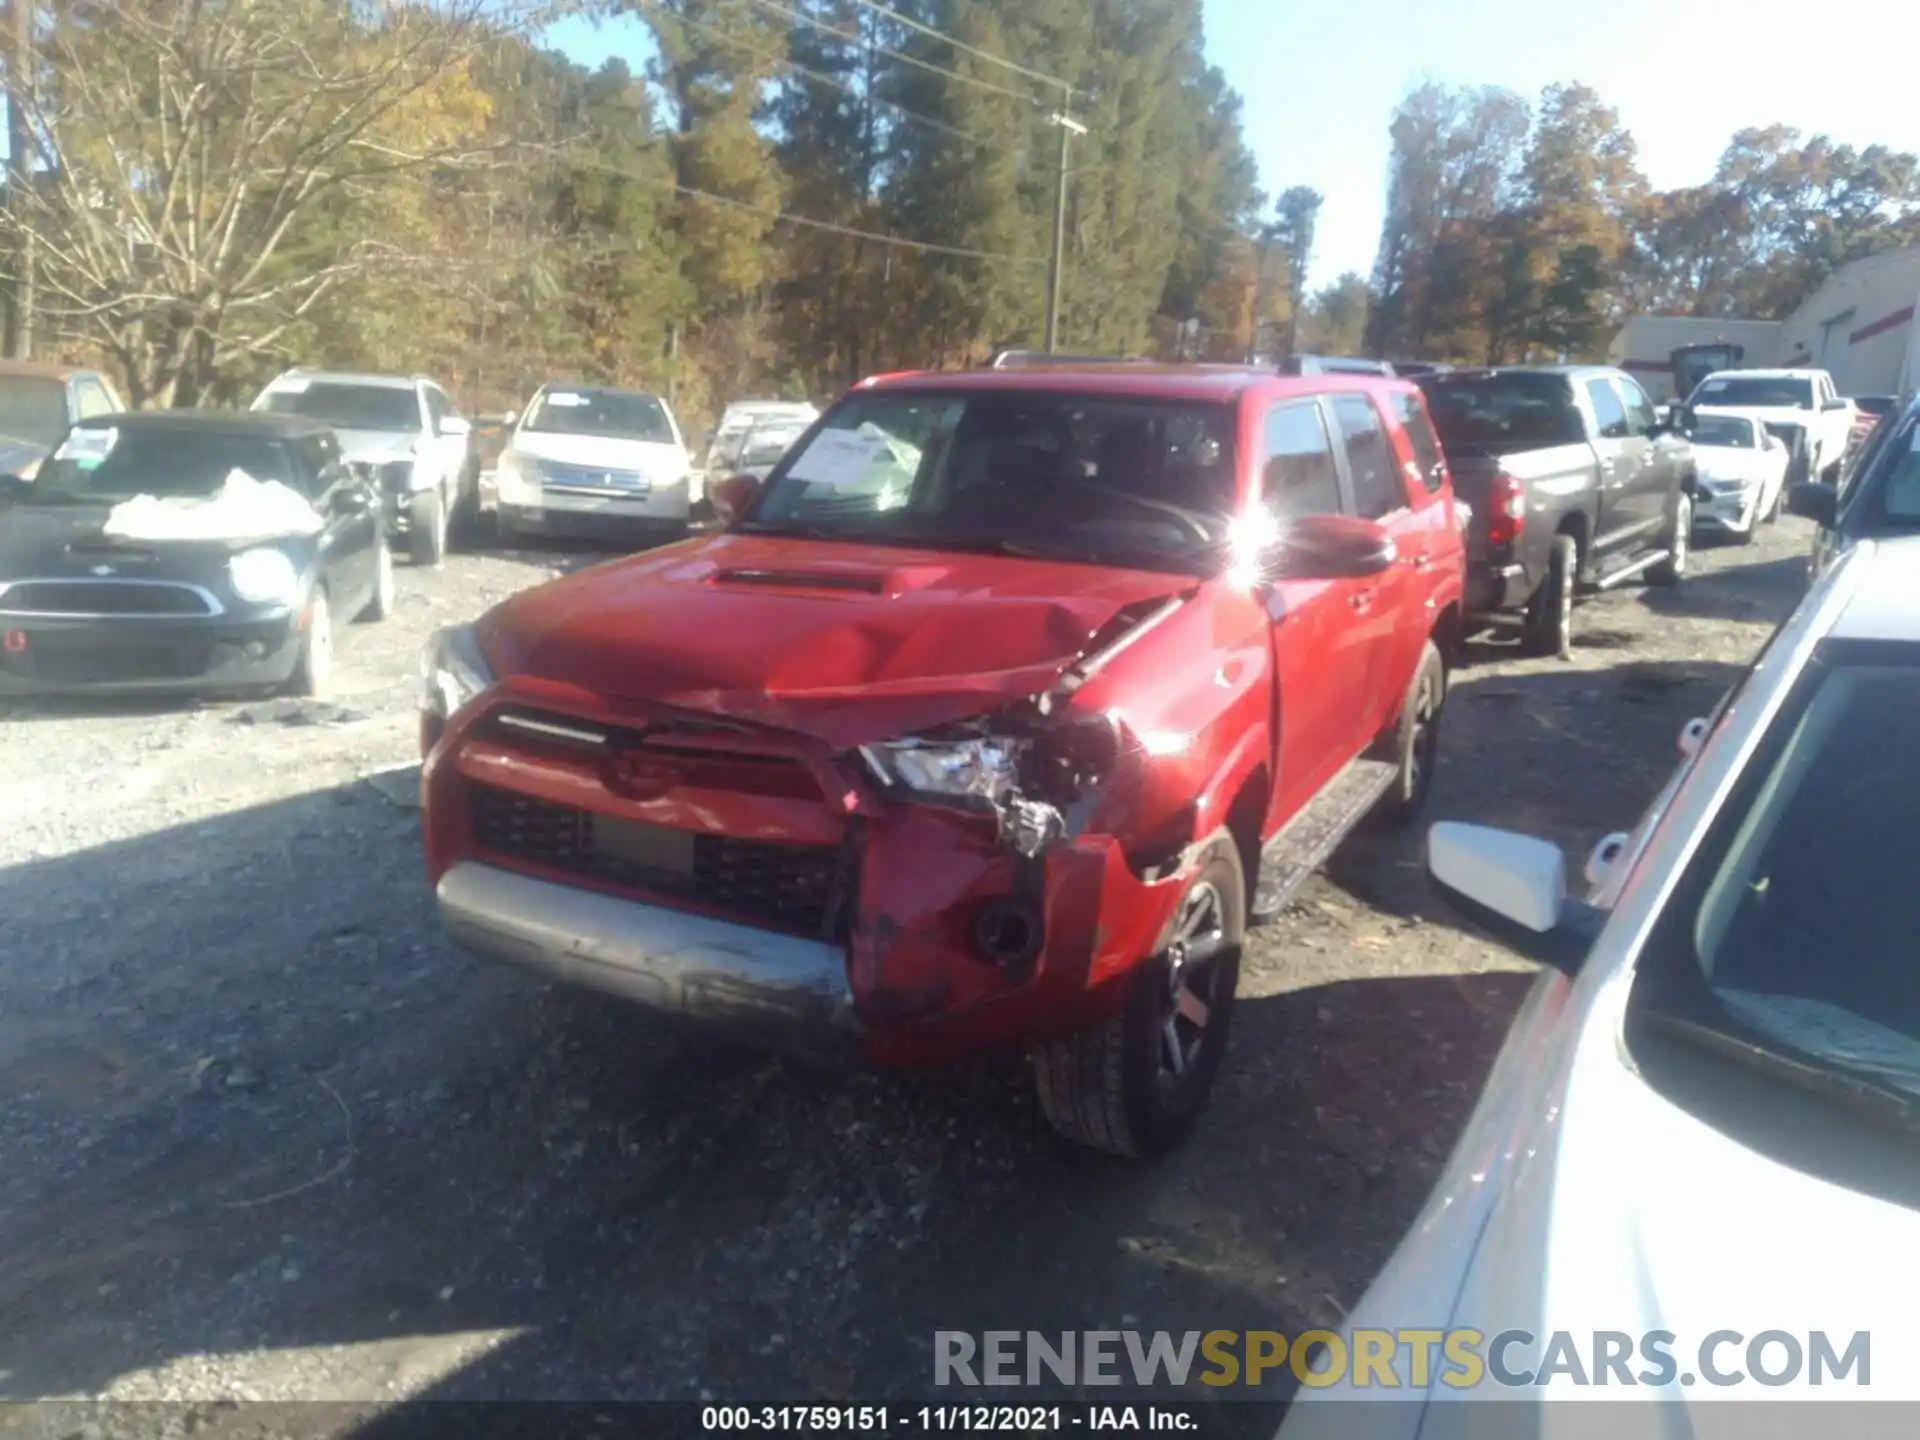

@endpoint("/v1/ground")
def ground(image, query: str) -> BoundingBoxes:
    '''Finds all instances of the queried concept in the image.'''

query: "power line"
[844,0,1073,100]
[571,153,1045,266]
[745,0,1049,109]
[637,0,1001,153]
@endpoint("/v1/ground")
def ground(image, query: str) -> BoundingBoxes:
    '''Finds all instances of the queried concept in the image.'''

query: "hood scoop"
[713,567,887,595]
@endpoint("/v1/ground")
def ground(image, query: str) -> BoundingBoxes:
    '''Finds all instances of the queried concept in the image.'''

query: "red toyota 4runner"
[418,365,1466,1156]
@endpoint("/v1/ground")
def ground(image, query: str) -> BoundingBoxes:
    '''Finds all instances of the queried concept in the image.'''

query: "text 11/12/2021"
[701,1404,1206,1433]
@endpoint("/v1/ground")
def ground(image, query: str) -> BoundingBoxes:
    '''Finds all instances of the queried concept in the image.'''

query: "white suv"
[251,370,474,565]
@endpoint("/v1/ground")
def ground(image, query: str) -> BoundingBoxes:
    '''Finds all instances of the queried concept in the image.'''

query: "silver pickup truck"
[1416,365,1699,659]
[0,361,126,478]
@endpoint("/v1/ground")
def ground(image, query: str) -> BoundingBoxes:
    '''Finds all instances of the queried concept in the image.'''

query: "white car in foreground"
[490,384,695,546]
[1279,535,1920,1436]
[1686,410,1790,542]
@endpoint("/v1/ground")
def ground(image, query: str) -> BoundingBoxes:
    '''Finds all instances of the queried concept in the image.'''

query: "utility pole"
[4,0,35,359]
[1042,101,1085,355]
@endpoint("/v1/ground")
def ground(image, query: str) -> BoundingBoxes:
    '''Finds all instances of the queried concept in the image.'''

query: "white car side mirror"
[439,415,472,438]
[1428,822,1566,933]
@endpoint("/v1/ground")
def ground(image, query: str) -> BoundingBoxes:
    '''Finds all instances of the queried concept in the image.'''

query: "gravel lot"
[0,515,1817,1431]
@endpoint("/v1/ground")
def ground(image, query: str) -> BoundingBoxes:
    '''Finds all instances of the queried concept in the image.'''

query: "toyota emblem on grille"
[611,749,681,799]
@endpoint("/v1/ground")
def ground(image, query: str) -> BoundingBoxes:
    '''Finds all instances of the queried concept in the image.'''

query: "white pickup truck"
[1683,367,1856,486]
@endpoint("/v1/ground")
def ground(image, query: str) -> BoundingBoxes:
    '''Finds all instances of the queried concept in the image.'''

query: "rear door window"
[1262,401,1343,521]
[1617,377,1659,437]
[72,379,116,419]
[1389,390,1445,493]
[1330,394,1406,519]
[1585,379,1630,440]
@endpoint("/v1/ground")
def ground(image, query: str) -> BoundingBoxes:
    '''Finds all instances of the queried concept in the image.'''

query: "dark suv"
[1791,392,1920,581]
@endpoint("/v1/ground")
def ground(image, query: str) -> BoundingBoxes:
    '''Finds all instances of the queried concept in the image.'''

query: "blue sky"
[547,0,1920,293]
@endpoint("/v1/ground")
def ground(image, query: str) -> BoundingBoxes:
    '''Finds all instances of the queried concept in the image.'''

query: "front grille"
[536,458,650,494]
[20,640,208,683]
[469,785,851,937]
[1,580,214,616]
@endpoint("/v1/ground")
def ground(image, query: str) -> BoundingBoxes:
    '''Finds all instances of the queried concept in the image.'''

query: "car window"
[522,388,676,443]
[1876,422,1920,523]
[1419,372,1585,454]
[33,426,294,501]
[1389,390,1445,493]
[73,379,116,419]
[423,387,450,431]
[260,382,421,433]
[1330,394,1404,519]
[1262,401,1343,522]
[1585,379,1630,440]
[296,433,341,495]
[1617,377,1659,436]
[1692,415,1757,448]
[746,392,1239,576]
[1689,376,1815,409]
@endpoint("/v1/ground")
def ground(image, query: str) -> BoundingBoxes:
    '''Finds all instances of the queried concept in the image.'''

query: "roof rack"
[986,349,1152,369]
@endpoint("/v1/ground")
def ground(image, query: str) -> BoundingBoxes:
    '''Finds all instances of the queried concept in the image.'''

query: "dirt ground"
[0,514,1817,1431]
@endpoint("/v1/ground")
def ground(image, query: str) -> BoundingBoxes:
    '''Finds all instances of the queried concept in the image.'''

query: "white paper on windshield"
[54,426,118,470]
[268,378,310,395]
[101,469,324,544]
[786,428,892,485]
[1699,380,1728,394]
[544,392,587,407]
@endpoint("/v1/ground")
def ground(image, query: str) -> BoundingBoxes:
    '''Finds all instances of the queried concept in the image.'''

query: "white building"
[1610,243,1920,401]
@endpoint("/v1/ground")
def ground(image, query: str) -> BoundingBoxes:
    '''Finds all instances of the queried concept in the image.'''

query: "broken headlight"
[858,735,1028,804]
[418,622,495,720]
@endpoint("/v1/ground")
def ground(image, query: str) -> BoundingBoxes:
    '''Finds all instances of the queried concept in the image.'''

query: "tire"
[1736,508,1758,546]
[356,536,395,623]
[1520,534,1576,659]
[1033,835,1244,1159]
[1649,491,1691,586]
[1375,640,1445,828]
[409,489,447,567]
[289,590,333,699]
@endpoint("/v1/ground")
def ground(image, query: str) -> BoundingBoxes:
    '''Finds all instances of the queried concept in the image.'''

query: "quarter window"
[1331,394,1404,519]
[1262,402,1343,521]
[73,379,115,418]
[1618,377,1659,437]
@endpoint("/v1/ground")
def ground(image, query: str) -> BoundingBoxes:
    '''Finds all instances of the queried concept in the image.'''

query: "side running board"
[1250,757,1397,923]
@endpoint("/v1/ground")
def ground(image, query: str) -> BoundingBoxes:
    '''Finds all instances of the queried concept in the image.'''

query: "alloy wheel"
[1158,881,1229,1089]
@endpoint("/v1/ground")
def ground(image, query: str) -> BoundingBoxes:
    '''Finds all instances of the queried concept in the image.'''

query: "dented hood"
[477,533,1194,748]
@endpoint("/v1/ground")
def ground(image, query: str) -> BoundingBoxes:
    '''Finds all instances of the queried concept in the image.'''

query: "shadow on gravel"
[1637,553,1806,625]
[1,778,1519,1421]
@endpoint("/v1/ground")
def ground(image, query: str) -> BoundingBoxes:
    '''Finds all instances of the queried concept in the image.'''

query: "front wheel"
[409,489,447,567]
[288,590,333,699]
[1032,836,1244,1158]
[1649,492,1691,586]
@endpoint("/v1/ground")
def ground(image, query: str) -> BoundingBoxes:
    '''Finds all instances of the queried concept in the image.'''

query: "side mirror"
[499,410,518,428]
[1270,513,1396,580]
[1426,821,1602,975]
[1822,397,1850,412]
[710,472,762,525]
[0,472,29,504]
[438,415,472,439]
[1786,481,1837,527]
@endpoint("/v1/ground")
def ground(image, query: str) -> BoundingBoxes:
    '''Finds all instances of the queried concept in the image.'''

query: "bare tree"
[1,0,544,405]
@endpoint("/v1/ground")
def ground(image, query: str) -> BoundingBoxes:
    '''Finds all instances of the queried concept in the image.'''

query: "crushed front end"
[419,634,1196,1067]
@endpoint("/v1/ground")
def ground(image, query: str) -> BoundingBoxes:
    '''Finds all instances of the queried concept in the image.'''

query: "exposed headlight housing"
[859,735,1028,805]
[418,622,495,720]
[227,547,300,606]
[379,458,416,490]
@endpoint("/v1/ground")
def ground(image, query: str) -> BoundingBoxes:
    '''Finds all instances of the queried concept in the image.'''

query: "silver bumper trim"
[437,862,859,1051]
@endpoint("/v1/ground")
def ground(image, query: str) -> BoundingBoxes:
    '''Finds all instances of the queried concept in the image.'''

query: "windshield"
[1632,645,1920,1107]
[1419,373,1585,453]
[1692,415,1758,448]
[522,388,674,443]
[260,382,419,433]
[1871,418,1920,524]
[29,425,293,503]
[0,377,72,449]
[1688,375,1815,410]
[740,425,808,466]
[739,392,1238,574]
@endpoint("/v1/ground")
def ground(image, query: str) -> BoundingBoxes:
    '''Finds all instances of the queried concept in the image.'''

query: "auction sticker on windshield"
[53,426,117,470]
[787,428,891,485]
[266,378,310,395]
[544,392,587,407]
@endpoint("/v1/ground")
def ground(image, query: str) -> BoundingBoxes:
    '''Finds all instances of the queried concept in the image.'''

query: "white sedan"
[1278,534,1920,1435]
[1686,409,1790,542]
